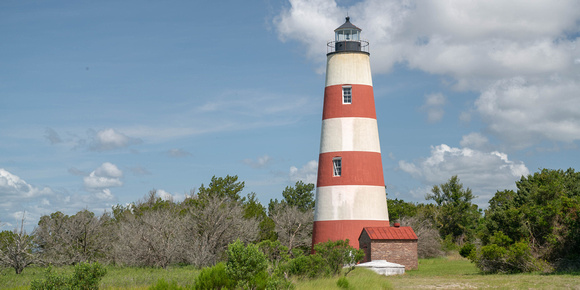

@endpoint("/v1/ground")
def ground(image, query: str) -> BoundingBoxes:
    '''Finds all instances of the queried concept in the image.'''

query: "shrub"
[336,276,350,289]
[313,239,364,276]
[459,243,476,259]
[149,278,184,290]
[470,232,538,273]
[226,239,269,289]
[30,262,107,290]
[194,262,233,290]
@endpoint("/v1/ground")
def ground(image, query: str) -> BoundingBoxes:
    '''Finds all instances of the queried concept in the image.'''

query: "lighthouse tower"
[312,17,389,249]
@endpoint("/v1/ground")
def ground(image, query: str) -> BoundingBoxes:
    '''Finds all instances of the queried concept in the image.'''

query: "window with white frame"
[333,157,342,176]
[342,86,352,104]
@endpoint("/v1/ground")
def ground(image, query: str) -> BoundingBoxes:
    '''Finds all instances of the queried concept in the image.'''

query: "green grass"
[1,257,579,289]
[0,265,199,290]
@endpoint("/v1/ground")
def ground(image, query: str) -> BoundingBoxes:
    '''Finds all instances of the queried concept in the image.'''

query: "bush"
[313,239,364,276]
[226,239,269,289]
[336,276,350,289]
[459,243,476,259]
[470,232,538,273]
[194,262,233,290]
[30,262,107,290]
[149,278,184,290]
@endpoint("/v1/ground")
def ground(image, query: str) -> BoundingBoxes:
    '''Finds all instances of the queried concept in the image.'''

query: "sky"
[1,0,579,230]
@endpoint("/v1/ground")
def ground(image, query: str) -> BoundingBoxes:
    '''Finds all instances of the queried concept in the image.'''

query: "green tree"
[387,198,418,221]
[481,168,580,268]
[426,175,481,244]
[226,239,268,289]
[282,181,315,212]
[197,175,245,203]
[243,192,277,242]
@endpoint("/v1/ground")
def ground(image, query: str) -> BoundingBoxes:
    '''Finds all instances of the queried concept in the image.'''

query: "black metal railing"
[327,40,369,54]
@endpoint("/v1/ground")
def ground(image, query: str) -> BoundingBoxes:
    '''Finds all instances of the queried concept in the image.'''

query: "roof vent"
[394,222,400,228]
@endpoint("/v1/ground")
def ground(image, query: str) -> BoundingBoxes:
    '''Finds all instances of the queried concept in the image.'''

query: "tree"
[35,210,114,265]
[480,168,580,270]
[281,181,315,212]
[0,218,36,274]
[182,195,259,267]
[270,203,313,254]
[226,239,268,289]
[426,176,481,244]
[197,175,245,203]
[387,198,418,221]
[115,205,185,268]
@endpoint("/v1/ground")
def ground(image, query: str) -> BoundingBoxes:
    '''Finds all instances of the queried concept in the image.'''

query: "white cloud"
[89,128,142,151]
[420,93,446,123]
[243,155,272,169]
[83,162,123,192]
[0,169,52,198]
[157,189,173,201]
[398,144,529,206]
[274,0,580,149]
[459,132,490,151]
[0,169,114,231]
[289,160,318,184]
[475,77,580,149]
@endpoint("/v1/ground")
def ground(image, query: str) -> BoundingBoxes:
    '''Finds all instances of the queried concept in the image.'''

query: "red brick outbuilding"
[359,224,418,270]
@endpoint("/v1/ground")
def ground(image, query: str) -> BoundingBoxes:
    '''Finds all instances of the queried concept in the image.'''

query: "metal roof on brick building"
[362,226,418,240]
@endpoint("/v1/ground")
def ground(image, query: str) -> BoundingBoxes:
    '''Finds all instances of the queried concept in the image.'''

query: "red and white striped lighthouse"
[312,17,389,249]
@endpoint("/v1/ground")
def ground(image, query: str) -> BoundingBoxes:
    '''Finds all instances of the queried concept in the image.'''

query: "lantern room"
[329,17,369,54]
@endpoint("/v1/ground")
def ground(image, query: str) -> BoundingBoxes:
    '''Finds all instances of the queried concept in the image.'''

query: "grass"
[1,257,579,289]
[0,265,199,290]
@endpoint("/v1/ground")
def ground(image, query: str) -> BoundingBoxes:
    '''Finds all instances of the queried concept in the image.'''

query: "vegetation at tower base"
[426,175,482,246]
[464,168,580,273]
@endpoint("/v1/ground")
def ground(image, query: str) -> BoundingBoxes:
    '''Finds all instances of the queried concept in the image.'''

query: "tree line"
[1,168,578,276]
[389,168,580,273]
[0,175,315,274]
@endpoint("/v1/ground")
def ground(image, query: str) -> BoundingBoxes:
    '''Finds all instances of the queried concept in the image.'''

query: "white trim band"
[314,185,389,221]
[320,118,381,153]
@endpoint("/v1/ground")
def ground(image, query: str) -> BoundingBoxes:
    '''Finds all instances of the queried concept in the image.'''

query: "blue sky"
[1,0,579,230]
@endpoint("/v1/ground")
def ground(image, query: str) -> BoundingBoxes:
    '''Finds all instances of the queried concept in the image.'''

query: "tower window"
[333,157,342,176]
[342,86,352,104]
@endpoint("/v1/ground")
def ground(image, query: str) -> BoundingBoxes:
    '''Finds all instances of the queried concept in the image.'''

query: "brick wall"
[359,231,418,270]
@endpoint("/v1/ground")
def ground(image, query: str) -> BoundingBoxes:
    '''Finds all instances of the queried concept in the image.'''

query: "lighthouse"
[312,17,389,249]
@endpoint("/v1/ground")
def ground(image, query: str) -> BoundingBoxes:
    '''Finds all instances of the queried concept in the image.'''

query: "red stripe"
[312,220,390,249]
[317,151,384,187]
[323,84,376,120]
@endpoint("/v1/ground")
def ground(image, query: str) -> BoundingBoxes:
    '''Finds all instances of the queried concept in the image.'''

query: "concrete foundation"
[356,260,405,276]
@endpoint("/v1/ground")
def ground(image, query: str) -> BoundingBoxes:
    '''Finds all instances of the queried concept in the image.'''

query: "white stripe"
[314,185,389,221]
[320,118,381,153]
[325,53,372,87]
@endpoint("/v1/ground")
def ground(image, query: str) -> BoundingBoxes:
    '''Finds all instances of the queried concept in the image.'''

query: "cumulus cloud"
[459,132,490,151]
[89,128,142,151]
[0,169,52,198]
[0,168,119,231]
[398,144,529,205]
[274,0,580,149]
[475,77,580,149]
[289,160,318,184]
[420,93,446,123]
[83,163,123,200]
[243,155,273,169]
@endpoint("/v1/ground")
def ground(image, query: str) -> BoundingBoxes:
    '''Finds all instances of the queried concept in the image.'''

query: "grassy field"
[1,256,579,289]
